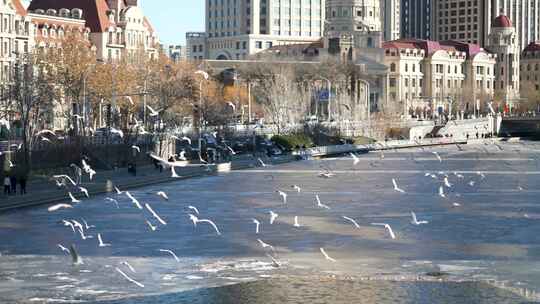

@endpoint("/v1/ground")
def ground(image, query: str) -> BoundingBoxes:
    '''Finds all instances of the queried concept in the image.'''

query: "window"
[255,41,263,49]
[390,63,396,72]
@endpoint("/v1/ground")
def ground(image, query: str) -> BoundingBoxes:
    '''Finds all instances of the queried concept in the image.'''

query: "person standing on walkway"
[10,175,17,195]
[3,175,11,195]
[19,175,27,195]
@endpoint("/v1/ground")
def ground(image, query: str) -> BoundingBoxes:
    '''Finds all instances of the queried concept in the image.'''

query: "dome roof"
[493,15,512,28]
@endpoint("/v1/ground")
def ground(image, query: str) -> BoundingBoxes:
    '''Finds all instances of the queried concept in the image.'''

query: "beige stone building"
[383,39,496,117]
[520,42,540,92]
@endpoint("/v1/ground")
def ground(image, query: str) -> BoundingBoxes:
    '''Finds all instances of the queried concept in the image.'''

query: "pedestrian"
[3,175,11,195]
[10,175,16,195]
[19,175,27,195]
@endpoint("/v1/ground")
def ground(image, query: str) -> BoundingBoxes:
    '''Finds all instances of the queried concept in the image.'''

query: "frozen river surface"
[1,141,540,303]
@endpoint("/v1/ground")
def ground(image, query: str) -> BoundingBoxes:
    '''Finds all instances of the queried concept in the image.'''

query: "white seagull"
[110,127,124,138]
[98,233,111,247]
[188,214,221,235]
[411,212,429,225]
[48,204,73,212]
[62,220,76,233]
[68,192,81,204]
[116,267,144,288]
[105,197,120,208]
[320,248,337,262]
[115,186,123,195]
[145,203,167,225]
[258,158,267,167]
[131,145,141,153]
[342,216,361,229]
[350,153,360,165]
[392,178,406,193]
[159,249,180,262]
[444,177,453,188]
[181,136,192,145]
[125,191,143,209]
[79,187,89,198]
[257,239,275,251]
[371,223,396,239]
[54,175,76,186]
[277,190,287,204]
[252,218,261,234]
[269,211,278,224]
[315,195,331,209]
[226,102,236,111]
[439,186,446,198]
[58,244,70,255]
[292,185,302,193]
[157,191,169,201]
[188,206,200,215]
[146,105,160,117]
[432,151,442,162]
[146,220,157,231]
[293,216,301,227]
[82,219,95,230]
[121,261,136,273]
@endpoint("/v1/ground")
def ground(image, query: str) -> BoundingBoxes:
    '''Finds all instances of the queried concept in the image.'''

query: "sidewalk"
[0,155,297,212]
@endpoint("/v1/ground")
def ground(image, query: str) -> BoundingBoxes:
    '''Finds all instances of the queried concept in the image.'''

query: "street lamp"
[194,70,209,152]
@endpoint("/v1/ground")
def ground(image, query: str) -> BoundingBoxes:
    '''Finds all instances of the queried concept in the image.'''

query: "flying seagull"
[226,102,236,111]
[132,145,141,153]
[411,212,429,225]
[292,185,302,193]
[315,194,331,209]
[188,206,200,215]
[68,192,81,204]
[58,244,70,255]
[277,190,287,204]
[257,239,275,251]
[48,204,73,212]
[252,218,261,234]
[181,136,192,145]
[125,191,143,210]
[158,249,180,262]
[351,153,360,165]
[188,214,221,235]
[79,187,89,198]
[320,248,337,262]
[157,191,169,201]
[432,151,442,163]
[146,220,157,232]
[293,216,301,227]
[146,105,161,117]
[98,233,111,247]
[121,261,136,273]
[258,158,267,167]
[444,177,453,188]
[116,267,144,288]
[342,216,361,229]
[392,179,405,193]
[371,223,396,239]
[439,186,446,198]
[269,211,278,224]
[145,203,167,225]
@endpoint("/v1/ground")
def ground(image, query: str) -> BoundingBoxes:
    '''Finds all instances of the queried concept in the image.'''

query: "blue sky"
[141,1,205,45]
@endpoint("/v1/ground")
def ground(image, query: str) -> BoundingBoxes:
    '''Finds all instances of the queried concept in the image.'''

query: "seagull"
[351,153,360,165]
[81,159,96,180]
[432,151,442,162]
[318,171,335,178]
[145,203,167,225]
[342,216,361,229]
[411,212,429,225]
[48,204,73,212]
[105,197,119,208]
[392,179,405,193]
[315,194,331,209]
[181,136,192,145]
[157,191,169,201]
[258,158,267,167]
[477,172,486,180]
[62,220,76,233]
[132,145,141,153]
[77,227,93,240]
[452,202,462,207]
[116,267,144,288]
[320,248,337,262]
[177,150,187,161]
[82,219,95,230]
[110,127,124,138]
[68,192,81,204]
[439,186,446,198]
[115,186,123,195]
[188,206,200,215]
[58,244,70,255]
[145,220,157,231]
[292,185,302,193]
[257,239,275,251]
[266,253,281,268]
[277,190,287,204]
[158,249,180,262]
[226,102,236,111]
[293,216,301,227]
[171,166,180,178]
[54,175,76,186]
[444,177,453,188]
[146,105,160,117]
[125,191,143,209]
[252,218,261,234]
[188,214,221,235]
[468,181,476,187]
[98,233,111,247]
[269,211,278,224]
[8,160,15,168]
[121,261,136,273]
[79,187,89,198]
[72,220,84,232]
[225,145,236,155]
[371,223,396,239]
[69,245,84,265]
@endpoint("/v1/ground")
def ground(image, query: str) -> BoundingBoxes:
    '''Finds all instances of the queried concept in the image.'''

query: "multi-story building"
[485,14,520,104]
[381,0,400,41]
[520,42,540,92]
[0,0,34,84]
[383,38,496,116]
[165,44,187,62]
[198,0,325,60]
[400,0,432,40]
[432,0,540,50]
[27,0,159,62]
[186,32,207,60]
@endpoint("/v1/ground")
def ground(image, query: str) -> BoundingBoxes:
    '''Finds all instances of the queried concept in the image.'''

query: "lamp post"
[194,70,209,152]
[317,77,332,121]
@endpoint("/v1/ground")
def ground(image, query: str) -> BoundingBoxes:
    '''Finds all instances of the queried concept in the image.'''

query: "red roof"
[28,0,112,32]
[440,40,483,58]
[493,15,512,28]
[523,42,540,53]
[384,38,483,58]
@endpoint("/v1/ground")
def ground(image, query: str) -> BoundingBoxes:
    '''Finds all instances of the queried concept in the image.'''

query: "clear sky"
[141,1,205,46]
